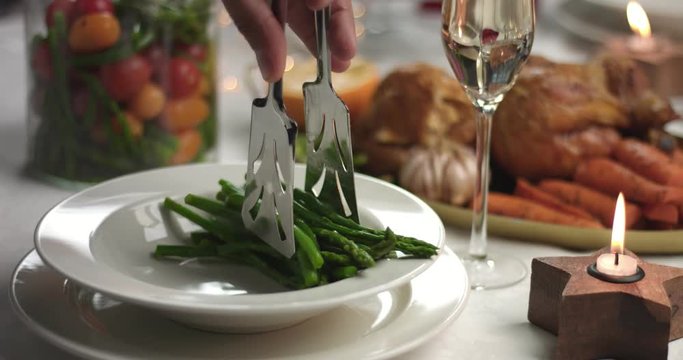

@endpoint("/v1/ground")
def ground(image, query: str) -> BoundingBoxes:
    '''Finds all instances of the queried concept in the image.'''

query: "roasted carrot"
[641,203,679,224]
[514,178,597,221]
[612,139,683,187]
[538,179,641,228]
[574,158,683,205]
[486,192,603,228]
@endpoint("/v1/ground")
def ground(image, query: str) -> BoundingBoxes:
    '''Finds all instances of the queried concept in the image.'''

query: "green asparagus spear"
[315,229,375,269]
[329,266,358,281]
[370,227,397,260]
[320,251,352,266]
[156,178,439,290]
[294,225,324,270]
[294,187,438,252]
[155,244,217,257]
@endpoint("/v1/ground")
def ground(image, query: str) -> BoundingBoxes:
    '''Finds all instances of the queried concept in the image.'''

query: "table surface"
[1,1,682,359]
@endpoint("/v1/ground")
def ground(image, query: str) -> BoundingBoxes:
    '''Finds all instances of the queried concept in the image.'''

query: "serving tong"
[242,0,298,258]
[303,7,359,222]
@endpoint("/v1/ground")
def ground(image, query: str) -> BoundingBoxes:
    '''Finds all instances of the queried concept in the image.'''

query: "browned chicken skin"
[491,55,677,180]
[354,63,475,176]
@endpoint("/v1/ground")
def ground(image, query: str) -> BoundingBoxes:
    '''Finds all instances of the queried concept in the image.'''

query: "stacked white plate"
[11,163,469,359]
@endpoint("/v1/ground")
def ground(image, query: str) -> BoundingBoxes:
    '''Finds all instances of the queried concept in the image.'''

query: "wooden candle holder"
[603,39,683,98]
[528,247,683,360]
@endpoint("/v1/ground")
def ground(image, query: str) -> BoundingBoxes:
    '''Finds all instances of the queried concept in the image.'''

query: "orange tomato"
[68,13,120,52]
[128,83,166,120]
[282,57,380,129]
[170,129,202,165]
[159,97,209,132]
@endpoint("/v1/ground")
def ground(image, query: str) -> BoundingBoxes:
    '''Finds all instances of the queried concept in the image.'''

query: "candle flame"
[627,1,651,38]
[610,193,626,254]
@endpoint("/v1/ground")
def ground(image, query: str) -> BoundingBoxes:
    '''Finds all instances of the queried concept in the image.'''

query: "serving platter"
[10,249,468,360]
[428,201,683,254]
[34,163,445,332]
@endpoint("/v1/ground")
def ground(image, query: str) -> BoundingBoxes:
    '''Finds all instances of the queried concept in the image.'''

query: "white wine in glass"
[441,0,535,289]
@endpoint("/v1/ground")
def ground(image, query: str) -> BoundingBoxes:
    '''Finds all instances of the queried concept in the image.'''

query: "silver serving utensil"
[303,7,359,222]
[242,0,297,258]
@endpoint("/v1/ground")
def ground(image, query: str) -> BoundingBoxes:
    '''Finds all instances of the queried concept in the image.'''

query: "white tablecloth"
[1,1,681,359]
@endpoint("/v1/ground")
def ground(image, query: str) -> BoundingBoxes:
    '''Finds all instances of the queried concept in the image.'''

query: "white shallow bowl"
[34,163,445,332]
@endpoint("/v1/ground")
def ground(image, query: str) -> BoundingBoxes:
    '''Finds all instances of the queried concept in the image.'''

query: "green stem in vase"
[47,12,79,179]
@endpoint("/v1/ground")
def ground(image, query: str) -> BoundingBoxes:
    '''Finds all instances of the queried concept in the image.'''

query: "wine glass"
[441,0,535,289]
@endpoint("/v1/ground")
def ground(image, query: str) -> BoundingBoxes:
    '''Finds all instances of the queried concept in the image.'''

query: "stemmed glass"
[441,0,535,289]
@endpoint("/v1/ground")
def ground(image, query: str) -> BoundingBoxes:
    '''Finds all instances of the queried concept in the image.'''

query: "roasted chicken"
[355,56,676,181]
[491,55,677,180]
[354,63,475,176]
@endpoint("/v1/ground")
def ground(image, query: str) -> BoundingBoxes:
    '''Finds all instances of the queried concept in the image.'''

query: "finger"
[305,0,332,10]
[223,0,286,81]
[331,56,351,72]
[288,0,356,72]
[328,0,356,67]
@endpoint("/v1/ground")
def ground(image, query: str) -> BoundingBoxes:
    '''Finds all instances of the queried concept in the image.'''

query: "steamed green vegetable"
[154,179,439,289]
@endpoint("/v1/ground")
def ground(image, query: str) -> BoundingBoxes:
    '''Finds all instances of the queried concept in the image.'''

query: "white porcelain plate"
[11,249,468,360]
[34,163,445,332]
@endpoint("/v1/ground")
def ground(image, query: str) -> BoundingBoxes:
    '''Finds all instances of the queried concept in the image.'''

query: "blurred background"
[1,0,680,184]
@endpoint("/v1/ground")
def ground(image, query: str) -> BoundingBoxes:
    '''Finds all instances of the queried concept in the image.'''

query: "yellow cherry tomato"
[160,97,209,132]
[170,129,202,165]
[111,111,143,138]
[128,83,166,120]
[68,13,120,53]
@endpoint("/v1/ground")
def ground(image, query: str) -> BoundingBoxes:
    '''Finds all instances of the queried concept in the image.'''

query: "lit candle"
[595,193,638,277]
[603,0,683,97]
[625,0,656,53]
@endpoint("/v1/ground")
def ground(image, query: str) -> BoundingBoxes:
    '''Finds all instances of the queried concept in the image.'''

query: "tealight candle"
[594,193,639,277]
[595,252,638,276]
[603,0,683,97]
[625,0,656,53]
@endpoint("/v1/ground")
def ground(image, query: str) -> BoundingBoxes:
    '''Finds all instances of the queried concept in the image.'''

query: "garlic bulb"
[399,144,477,206]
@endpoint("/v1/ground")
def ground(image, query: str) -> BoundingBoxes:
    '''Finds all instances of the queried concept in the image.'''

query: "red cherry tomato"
[142,44,169,76]
[168,58,201,99]
[176,43,207,62]
[100,55,152,101]
[73,0,114,16]
[32,41,52,80]
[45,0,76,28]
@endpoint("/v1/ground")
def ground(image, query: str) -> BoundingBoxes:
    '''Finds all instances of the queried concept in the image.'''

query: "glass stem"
[469,102,497,259]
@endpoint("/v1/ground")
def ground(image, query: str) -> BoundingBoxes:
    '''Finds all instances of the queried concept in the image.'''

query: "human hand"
[223,0,356,82]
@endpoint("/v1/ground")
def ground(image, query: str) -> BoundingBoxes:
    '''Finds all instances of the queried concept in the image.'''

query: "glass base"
[461,252,527,290]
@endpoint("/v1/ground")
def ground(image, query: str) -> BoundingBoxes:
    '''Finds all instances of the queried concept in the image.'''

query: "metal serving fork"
[242,0,298,258]
[303,7,359,222]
